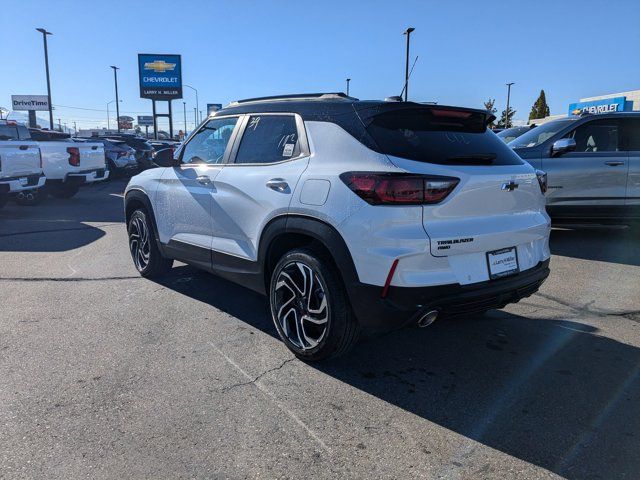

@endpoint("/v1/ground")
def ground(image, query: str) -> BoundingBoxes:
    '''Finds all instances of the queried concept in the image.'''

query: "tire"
[269,248,359,361]
[127,209,173,277]
[14,189,46,206]
[49,185,79,199]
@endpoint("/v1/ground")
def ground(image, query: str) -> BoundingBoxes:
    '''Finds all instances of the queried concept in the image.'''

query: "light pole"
[505,82,515,128]
[193,107,198,129]
[184,84,199,123]
[183,101,187,136]
[403,27,415,102]
[36,28,54,130]
[346,78,351,96]
[106,100,120,130]
[110,66,121,132]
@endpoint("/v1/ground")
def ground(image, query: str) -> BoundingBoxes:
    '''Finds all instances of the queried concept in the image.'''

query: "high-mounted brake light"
[67,147,80,166]
[431,109,472,119]
[340,172,459,205]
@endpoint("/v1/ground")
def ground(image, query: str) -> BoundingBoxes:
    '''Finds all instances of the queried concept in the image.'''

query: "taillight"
[67,147,80,166]
[535,169,547,194]
[339,172,459,205]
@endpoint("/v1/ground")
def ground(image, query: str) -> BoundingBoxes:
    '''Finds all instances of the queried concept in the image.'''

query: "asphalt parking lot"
[1,180,639,479]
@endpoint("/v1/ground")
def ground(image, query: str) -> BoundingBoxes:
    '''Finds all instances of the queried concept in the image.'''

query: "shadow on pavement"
[0,180,127,252]
[550,226,640,267]
[155,265,640,479]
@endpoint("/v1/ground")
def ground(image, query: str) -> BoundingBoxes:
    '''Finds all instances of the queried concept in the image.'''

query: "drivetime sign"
[568,96,626,116]
[138,54,182,100]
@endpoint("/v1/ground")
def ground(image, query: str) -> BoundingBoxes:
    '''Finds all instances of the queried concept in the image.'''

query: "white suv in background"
[124,93,551,361]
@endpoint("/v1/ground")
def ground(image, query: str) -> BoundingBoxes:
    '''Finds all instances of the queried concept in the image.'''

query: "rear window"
[364,108,523,166]
[0,125,30,140]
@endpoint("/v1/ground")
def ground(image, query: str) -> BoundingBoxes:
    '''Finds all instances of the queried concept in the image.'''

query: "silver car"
[509,112,640,224]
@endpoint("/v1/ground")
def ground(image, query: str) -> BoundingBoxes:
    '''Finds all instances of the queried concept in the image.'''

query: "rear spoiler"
[354,102,496,129]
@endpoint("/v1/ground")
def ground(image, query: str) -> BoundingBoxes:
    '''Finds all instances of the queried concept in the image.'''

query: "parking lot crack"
[221,357,296,392]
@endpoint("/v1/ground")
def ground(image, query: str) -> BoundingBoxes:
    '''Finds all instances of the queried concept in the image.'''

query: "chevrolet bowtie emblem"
[502,181,519,192]
[144,60,176,73]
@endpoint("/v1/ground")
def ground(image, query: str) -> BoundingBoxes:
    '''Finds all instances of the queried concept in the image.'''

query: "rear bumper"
[347,259,550,332]
[0,174,46,194]
[65,169,109,185]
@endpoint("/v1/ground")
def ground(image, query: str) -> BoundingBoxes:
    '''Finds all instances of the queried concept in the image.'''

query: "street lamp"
[346,78,351,96]
[505,82,515,128]
[193,107,198,129]
[106,100,121,130]
[36,28,54,130]
[183,101,187,137]
[110,66,121,132]
[403,27,415,102]
[184,84,199,123]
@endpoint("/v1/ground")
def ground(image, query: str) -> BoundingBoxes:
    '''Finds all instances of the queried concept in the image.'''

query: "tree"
[497,107,516,128]
[483,98,497,128]
[529,89,550,120]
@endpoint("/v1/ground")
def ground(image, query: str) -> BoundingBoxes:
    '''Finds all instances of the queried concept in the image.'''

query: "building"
[529,89,640,125]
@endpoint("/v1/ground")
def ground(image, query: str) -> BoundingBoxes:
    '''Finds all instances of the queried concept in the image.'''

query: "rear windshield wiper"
[446,154,497,165]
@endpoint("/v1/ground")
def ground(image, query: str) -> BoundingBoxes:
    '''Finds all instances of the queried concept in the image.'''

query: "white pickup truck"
[0,121,46,209]
[25,128,109,202]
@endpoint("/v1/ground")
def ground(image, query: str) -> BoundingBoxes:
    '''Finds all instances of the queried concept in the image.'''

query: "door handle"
[196,175,211,185]
[604,161,624,166]
[266,178,289,192]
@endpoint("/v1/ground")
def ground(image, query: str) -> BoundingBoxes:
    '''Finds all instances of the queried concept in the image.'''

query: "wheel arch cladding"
[259,215,360,295]
[124,189,161,247]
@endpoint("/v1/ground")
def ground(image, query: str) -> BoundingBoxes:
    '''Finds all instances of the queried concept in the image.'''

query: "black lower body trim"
[347,259,550,332]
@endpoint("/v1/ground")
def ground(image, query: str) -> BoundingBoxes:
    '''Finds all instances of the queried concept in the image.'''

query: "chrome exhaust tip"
[417,309,439,328]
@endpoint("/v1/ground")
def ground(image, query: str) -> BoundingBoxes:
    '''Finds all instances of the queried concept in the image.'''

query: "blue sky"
[1,0,639,130]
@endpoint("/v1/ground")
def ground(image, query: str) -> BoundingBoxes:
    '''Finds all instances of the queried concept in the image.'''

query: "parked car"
[75,138,137,175]
[509,112,640,224]
[100,133,154,170]
[497,125,536,143]
[0,121,46,208]
[20,128,108,203]
[125,93,551,361]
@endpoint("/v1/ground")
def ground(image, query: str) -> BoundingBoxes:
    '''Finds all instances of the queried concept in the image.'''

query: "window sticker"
[283,143,295,157]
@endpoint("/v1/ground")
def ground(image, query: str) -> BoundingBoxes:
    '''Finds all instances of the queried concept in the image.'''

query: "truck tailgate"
[0,142,41,178]
[77,143,106,170]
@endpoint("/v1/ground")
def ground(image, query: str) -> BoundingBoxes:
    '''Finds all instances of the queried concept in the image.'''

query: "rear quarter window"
[364,108,523,166]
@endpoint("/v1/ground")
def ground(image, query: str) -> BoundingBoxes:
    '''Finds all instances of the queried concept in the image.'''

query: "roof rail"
[229,92,358,106]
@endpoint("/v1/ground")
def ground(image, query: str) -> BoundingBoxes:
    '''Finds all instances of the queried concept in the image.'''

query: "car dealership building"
[529,89,640,125]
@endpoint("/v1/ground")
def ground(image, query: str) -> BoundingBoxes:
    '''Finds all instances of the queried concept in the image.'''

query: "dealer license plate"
[487,247,519,280]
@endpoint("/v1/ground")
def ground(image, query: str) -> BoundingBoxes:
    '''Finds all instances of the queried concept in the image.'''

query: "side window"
[623,119,640,151]
[181,117,238,164]
[234,115,300,164]
[566,119,620,153]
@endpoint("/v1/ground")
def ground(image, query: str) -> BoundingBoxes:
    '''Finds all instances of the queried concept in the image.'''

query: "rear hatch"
[0,141,41,178]
[361,105,548,260]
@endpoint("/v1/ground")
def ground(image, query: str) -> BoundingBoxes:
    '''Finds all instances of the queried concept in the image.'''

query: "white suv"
[124,93,551,361]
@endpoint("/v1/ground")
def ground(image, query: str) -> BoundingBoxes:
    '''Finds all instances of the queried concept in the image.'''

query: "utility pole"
[57,118,61,132]
[36,28,54,129]
[346,78,351,96]
[403,27,415,102]
[505,82,515,128]
[73,121,77,136]
[110,66,121,132]
[183,101,187,136]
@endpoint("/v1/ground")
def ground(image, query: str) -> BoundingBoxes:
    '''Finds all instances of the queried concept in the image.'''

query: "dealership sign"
[138,54,182,100]
[137,115,154,126]
[568,96,626,115]
[11,95,49,111]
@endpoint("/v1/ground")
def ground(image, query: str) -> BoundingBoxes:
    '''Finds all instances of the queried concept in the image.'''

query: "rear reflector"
[340,172,459,205]
[67,147,80,166]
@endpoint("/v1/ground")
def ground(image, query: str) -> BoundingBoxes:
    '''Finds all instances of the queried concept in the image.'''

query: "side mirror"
[551,138,576,157]
[152,147,178,167]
